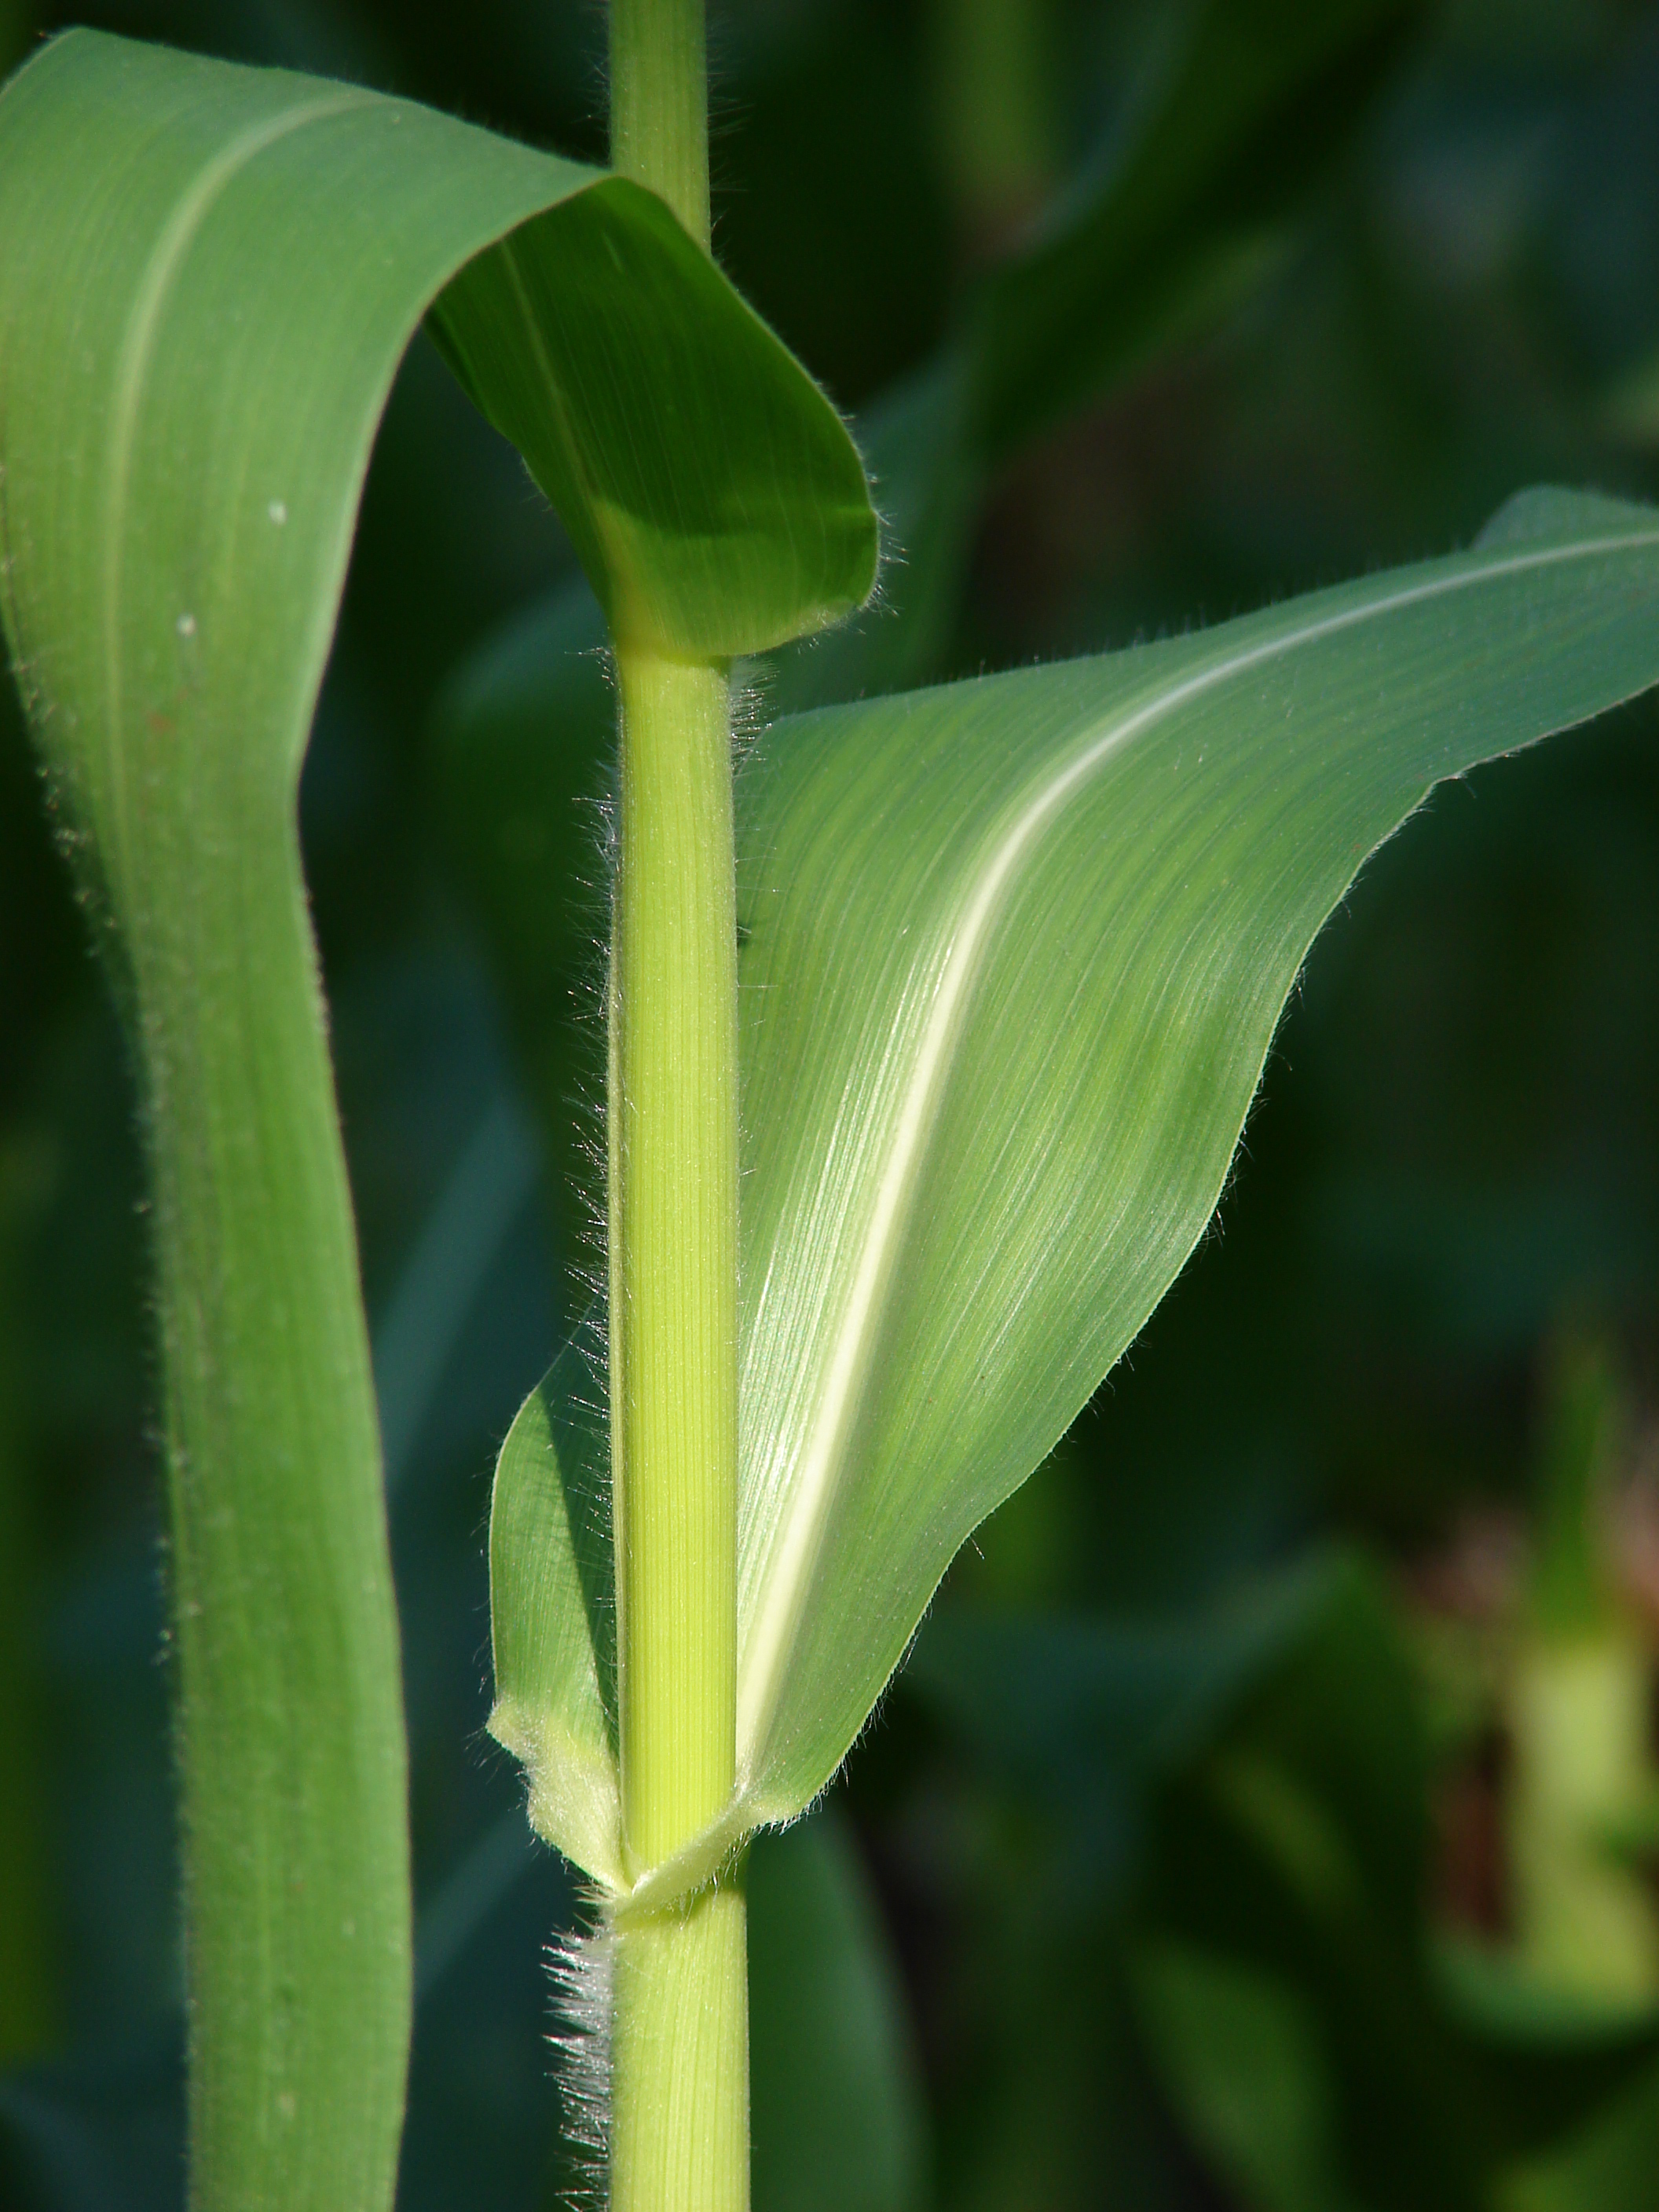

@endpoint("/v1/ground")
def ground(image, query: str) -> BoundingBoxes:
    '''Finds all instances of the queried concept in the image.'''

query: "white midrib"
[734,522,1659,1783]
[101,91,368,853]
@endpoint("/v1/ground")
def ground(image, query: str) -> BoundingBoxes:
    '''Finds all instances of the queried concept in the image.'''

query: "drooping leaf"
[438,0,1426,766]
[0,25,872,2201]
[430,183,877,659]
[730,489,1659,1829]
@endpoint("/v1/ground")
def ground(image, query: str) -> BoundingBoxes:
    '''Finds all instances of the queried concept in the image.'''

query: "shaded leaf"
[749,1807,929,2212]
[487,1342,621,1890]
[1499,2056,1659,2212]
[427,584,612,1251]
[1136,1943,1353,2212]
[906,1557,1327,1891]
[1133,1555,1659,2207]
[432,183,877,660]
[966,0,1424,465]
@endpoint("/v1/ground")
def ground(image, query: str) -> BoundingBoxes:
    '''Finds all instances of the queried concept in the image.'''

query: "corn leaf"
[0,26,872,2202]
[430,189,875,660]
[487,1340,622,1891]
[431,0,1430,1187]
[1135,1945,1350,2212]
[731,488,1659,1829]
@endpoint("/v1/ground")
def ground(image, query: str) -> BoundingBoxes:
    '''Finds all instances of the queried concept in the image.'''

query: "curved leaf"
[731,489,1659,1824]
[0,25,871,2201]
[433,185,877,659]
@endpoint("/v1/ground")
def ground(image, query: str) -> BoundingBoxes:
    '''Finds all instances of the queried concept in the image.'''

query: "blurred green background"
[5,2,1659,2207]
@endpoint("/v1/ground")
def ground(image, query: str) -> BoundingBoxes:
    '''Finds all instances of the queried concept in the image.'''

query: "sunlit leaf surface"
[732,489,1659,1829]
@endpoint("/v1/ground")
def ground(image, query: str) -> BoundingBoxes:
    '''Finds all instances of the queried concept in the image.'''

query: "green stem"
[605,13,745,2203]
[608,647,744,2212]
[610,1879,749,2210]
[611,651,738,1869]
[609,0,710,247]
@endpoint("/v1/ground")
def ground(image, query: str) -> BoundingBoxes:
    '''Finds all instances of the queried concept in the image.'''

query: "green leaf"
[445,0,1422,781]
[1135,1943,1353,2212]
[431,184,877,660]
[965,0,1423,465]
[731,489,1659,1831]
[0,25,871,2201]
[905,1558,1328,1886]
[748,1807,929,2212]
[487,1341,622,1892]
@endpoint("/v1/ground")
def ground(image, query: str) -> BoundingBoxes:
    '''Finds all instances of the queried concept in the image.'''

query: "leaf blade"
[433,181,878,660]
[0,24,874,2194]
[1,35,599,2203]
[734,492,1659,1822]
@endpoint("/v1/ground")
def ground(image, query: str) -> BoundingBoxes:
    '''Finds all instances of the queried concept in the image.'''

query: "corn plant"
[3,7,1659,2210]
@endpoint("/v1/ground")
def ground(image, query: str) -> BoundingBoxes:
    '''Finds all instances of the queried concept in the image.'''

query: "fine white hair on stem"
[547,1922,614,2206]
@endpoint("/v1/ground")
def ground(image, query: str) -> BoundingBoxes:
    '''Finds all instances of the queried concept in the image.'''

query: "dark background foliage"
[5,2,1659,2207]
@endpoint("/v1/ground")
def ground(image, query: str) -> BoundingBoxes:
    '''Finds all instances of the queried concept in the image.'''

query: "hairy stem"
[608,645,745,2212]
[607,650,743,2207]
[609,0,710,247]
[605,10,745,2203]
[611,651,738,1870]
[610,1881,749,2211]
